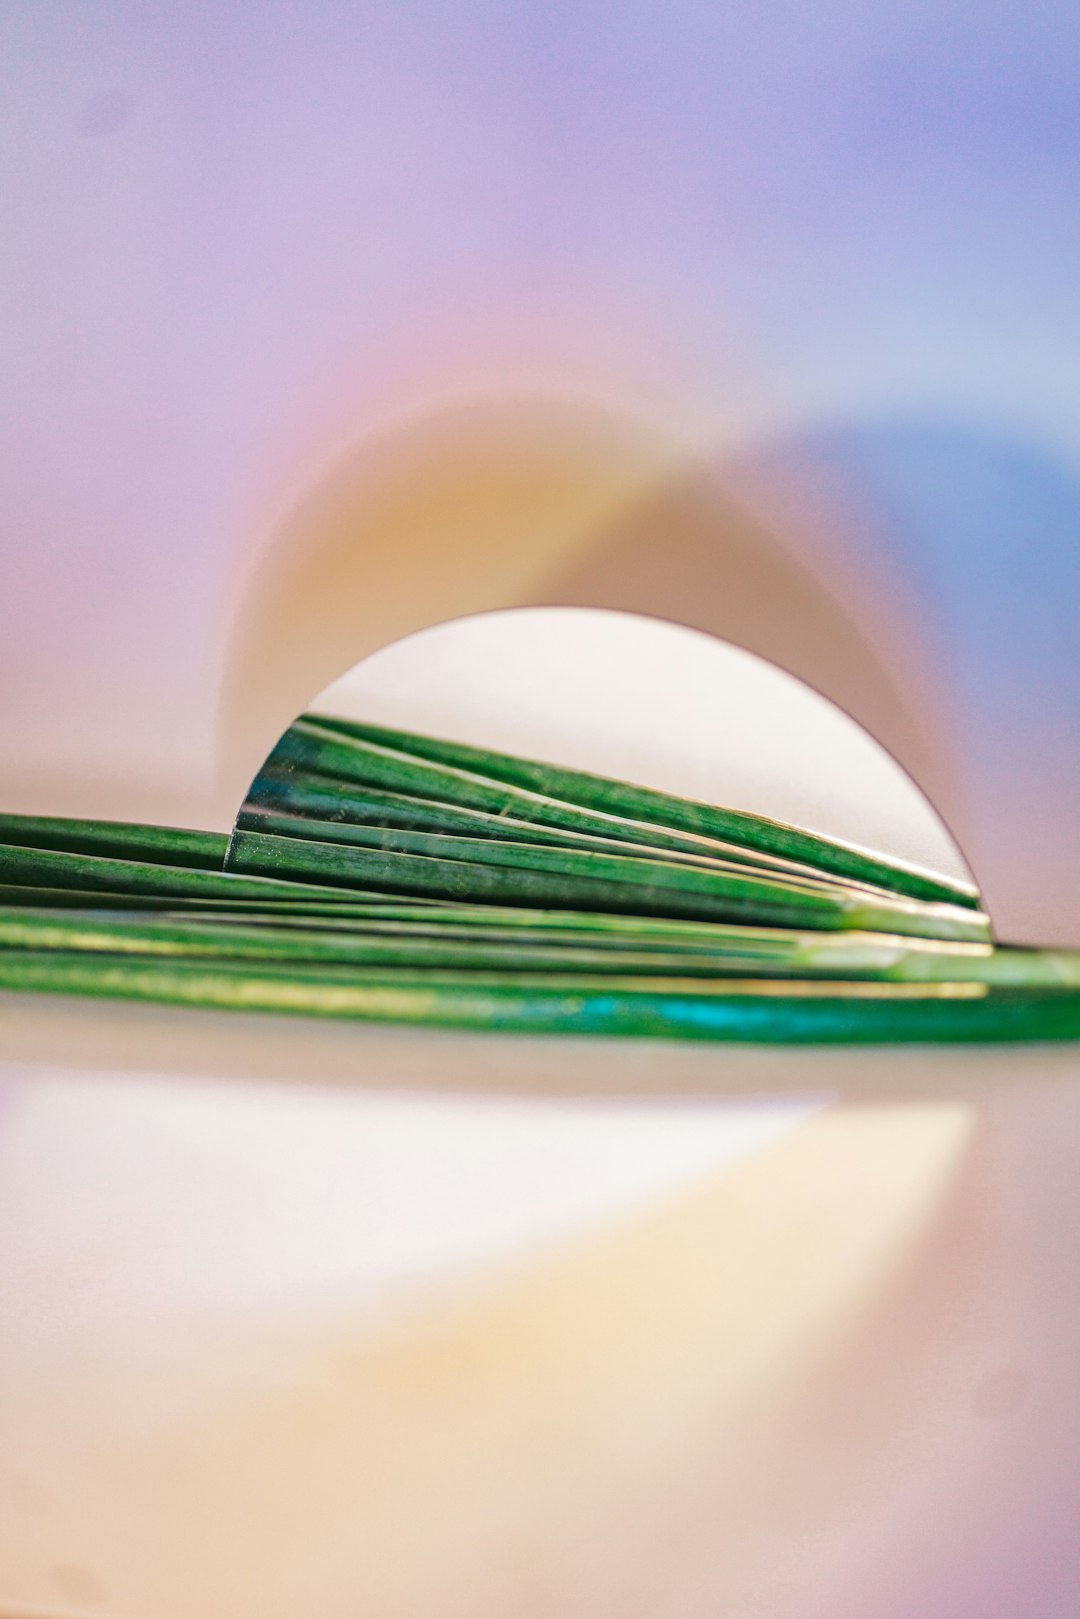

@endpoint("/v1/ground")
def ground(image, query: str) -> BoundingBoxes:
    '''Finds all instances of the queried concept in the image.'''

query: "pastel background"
[5,10,1080,1616]
[3,1,1080,936]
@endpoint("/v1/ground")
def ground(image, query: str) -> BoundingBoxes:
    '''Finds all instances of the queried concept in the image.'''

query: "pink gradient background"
[4,17,1080,1611]
[3,1,1080,936]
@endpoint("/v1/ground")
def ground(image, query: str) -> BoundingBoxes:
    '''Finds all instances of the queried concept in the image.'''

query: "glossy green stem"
[0,814,227,869]
[227,827,987,940]
[0,840,395,906]
[3,950,1078,1043]
[246,767,750,870]
[0,906,1072,984]
[307,713,980,910]
[265,719,936,904]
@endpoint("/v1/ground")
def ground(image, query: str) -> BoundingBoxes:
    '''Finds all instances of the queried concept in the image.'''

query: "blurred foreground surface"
[3,618,1079,1618]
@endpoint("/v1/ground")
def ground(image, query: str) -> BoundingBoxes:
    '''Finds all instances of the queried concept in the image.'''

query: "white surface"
[317,607,969,880]
[0,1071,815,1348]
[4,610,1068,1619]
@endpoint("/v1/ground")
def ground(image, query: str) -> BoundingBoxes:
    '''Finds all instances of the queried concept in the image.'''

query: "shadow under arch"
[223,395,1080,937]
[219,394,942,809]
[219,396,696,802]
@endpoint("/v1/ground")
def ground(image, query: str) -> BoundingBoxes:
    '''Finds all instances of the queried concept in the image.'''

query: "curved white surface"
[2,615,1079,1617]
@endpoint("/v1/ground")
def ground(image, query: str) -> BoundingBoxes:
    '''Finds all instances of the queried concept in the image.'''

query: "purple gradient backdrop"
[2,0,1079,930]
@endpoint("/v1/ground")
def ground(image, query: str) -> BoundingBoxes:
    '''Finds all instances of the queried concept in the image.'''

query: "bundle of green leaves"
[1,716,1078,1043]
